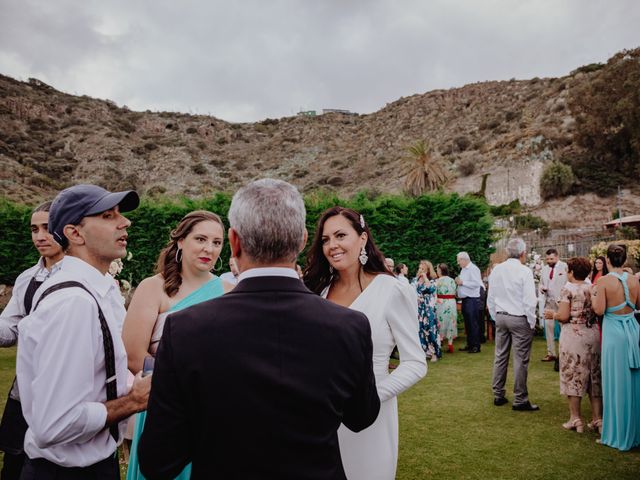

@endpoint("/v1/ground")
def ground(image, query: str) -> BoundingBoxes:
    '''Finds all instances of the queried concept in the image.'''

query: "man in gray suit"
[488,238,539,411]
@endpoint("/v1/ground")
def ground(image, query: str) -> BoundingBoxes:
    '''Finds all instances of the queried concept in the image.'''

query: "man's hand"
[455,277,463,286]
[105,371,152,427]
[130,371,152,412]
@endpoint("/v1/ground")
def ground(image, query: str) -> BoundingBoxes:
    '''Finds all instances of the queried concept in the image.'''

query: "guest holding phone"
[122,211,233,480]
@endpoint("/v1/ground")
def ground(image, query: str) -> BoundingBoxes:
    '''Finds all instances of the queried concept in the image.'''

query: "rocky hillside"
[1,54,638,228]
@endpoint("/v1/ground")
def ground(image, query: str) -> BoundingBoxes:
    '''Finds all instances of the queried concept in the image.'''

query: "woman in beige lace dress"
[544,257,602,434]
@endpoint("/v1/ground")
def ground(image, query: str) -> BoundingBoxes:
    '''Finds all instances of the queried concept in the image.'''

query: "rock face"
[0,68,635,228]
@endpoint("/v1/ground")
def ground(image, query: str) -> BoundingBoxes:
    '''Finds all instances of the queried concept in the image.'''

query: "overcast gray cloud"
[1,0,638,121]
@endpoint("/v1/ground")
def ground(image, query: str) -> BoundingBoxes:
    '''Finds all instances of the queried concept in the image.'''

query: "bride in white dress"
[304,206,427,480]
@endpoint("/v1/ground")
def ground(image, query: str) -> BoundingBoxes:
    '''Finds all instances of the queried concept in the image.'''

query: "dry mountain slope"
[0,61,636,228]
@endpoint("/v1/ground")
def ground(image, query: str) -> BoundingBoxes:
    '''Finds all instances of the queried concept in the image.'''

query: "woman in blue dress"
[591,244,640,451]
[412,260,441,361]
[122,211,234,479]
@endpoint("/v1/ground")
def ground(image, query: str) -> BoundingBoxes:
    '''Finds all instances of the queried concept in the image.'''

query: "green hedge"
[0,199,39,284]
[0,192,494,285]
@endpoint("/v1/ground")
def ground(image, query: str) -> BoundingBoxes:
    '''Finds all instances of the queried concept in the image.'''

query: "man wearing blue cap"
[16,185,151,479]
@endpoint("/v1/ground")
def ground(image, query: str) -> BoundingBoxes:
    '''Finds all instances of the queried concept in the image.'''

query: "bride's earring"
[359,245,368,266]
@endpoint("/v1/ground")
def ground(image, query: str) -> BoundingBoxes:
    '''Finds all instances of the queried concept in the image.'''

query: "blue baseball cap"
[49,184,140,248]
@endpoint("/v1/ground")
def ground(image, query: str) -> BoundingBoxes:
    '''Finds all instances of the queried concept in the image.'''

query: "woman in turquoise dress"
[122,211,234,479]
[412,260,441,361]
[436,263,458,354]
[591,244,640,451]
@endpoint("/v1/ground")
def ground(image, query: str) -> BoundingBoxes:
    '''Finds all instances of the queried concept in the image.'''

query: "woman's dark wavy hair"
[303,206,392,294]
[590,255,609,279]
[606,243,627,268]
[156,210,223,297]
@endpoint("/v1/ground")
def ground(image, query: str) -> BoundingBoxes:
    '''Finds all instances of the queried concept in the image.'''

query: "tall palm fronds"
[403,140,448,196]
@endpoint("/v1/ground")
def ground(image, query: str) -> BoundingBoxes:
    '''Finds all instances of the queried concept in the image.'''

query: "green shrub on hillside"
[567,48,640,194]
[489,199,522,217]
[0,192,494,285]
[513,214,549,233]
[540,161,575,200]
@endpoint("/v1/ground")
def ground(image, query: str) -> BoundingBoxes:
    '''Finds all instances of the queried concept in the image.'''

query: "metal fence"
[496,228,616,259]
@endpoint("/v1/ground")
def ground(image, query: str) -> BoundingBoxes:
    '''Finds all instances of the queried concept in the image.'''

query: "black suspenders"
[33,281,120,442]
[23,276,44,316]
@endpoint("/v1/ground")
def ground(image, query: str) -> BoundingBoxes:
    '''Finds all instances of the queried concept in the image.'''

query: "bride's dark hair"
[303,206,391,294]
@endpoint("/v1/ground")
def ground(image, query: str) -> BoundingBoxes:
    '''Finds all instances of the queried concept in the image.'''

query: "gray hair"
[228,178,306,263]
[506,238,527,258]
[457,252,470,261]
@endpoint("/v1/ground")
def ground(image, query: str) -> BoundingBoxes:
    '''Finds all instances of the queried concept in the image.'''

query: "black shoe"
[459,345,470,351]
[512,401,540,411]
[467,347,481,353]
[494,397,509,406]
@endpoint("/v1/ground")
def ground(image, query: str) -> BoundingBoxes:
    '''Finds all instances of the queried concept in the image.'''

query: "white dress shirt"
[16,256,129,467]
[487,258,538,328]
[457,262,483,298]
[219,271,239,285]
[238,266,300,281]
[0,258,62,347]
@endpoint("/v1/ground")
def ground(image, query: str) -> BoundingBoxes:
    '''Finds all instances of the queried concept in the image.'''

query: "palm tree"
[403,140,448,196]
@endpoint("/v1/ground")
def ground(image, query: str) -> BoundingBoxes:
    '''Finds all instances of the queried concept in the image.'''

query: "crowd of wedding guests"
[0,179,638,480]
[489,240,640,450]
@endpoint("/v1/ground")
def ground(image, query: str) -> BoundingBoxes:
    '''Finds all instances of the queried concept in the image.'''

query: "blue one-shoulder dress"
[600,272,640,451]
[126,276,225,479]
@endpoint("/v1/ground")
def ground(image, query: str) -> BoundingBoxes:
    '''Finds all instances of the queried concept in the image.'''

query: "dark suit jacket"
[138,275,380,480]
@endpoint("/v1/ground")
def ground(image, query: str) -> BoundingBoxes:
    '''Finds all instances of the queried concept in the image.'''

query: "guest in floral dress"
[412,260,441,361]
[544,257,602,434]
[436,263,458,353]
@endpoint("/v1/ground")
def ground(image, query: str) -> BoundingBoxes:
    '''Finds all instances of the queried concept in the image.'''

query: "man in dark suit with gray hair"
[139,178,380,479]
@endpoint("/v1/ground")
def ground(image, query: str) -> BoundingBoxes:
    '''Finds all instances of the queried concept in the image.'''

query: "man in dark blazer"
[139,179,380,479]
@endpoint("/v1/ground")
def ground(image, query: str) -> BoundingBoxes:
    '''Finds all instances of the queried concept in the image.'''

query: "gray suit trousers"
[492,312,535,405]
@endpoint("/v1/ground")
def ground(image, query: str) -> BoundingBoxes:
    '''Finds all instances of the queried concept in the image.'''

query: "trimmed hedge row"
[0,192,494,285]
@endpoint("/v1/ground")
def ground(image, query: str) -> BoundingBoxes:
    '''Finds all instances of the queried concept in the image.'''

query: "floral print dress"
[558,282,601,397]
[413,278,441,359]
[436,276,458,343]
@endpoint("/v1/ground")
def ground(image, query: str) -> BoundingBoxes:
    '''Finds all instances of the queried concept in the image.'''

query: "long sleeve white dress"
[324,274,427,480]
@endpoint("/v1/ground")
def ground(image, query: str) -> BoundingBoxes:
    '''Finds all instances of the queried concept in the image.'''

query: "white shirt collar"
[60,256,118,298]
[238,267,299,282]
[32,256,63,281]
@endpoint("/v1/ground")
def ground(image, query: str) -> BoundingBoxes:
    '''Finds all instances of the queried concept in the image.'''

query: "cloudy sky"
[1,0,638,122]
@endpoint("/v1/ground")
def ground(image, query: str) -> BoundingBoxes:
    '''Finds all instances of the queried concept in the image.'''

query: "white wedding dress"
[324,274,427,480]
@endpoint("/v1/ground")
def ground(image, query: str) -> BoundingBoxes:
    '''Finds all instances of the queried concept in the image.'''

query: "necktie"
[549,265,554,280]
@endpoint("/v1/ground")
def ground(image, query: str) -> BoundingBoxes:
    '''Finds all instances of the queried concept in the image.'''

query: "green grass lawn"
[397,336,640,479]
[1,338,638,479]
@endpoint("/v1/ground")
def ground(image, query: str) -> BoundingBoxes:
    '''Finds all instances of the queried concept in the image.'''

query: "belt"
[497,311,525,317]
[438,294,456,299]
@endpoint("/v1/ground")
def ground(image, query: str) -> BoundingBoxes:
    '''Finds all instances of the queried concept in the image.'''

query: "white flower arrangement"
[108,252,134,298]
